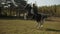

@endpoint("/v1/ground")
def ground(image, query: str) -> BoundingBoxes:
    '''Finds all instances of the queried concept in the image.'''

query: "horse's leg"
[39,20,44,29]
[40,21,44,28]
[36,21,43,29]
[36,22,40,29]
[36,21,41,29]
[39,22,41,29]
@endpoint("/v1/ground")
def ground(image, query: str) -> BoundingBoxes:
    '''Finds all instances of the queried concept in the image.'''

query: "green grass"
[0,19,60,34]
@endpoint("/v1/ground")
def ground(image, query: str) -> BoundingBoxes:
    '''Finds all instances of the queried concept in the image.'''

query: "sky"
[26,0,60,7]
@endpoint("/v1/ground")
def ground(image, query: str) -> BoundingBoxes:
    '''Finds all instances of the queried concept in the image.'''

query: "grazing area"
[0,17,60,34]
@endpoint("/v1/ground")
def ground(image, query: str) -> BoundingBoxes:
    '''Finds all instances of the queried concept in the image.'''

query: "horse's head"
[25,4,32,10]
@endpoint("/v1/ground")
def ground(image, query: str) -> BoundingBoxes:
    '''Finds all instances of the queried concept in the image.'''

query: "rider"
[32,3,44,29]
[33,3,38,15]
[32,3,39,20]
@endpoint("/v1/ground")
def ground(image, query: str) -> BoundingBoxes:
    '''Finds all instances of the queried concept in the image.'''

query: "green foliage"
[0,0,27,16]
[38,5,60,17]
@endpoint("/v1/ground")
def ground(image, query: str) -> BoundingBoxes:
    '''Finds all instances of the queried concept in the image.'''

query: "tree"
[14,0,27,17]
[14,0,27,6]
[0,0,27,17]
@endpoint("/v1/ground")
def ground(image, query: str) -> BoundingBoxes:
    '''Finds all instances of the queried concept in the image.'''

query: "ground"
[0,17,60,34]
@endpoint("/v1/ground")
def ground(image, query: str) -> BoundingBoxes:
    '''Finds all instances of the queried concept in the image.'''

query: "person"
[32,3,39,20]
[32,3,44,29]
[33,3,38,15]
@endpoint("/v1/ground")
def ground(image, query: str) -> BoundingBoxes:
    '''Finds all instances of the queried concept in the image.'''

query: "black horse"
[32,13,48,29]
[25,4,48,29]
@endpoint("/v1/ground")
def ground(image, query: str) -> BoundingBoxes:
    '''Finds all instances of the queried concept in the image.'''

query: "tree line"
[0,0,60,17]
[38,5,60,17]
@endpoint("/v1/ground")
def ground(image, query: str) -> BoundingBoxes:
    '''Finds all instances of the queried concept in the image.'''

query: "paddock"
[0,17,60,34]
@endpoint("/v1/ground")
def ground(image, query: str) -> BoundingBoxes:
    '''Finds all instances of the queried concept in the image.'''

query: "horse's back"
[33,14,41,22]
[35,13,47,22]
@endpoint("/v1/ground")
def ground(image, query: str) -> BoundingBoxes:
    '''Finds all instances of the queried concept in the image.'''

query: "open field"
[0,18,60,34]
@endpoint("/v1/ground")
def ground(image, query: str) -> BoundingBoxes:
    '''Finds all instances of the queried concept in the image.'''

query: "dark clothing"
[33,6,38,15]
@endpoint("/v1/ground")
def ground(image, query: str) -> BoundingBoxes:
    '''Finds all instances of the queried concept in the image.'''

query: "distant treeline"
[38,5,60,17]
[0,4,60,18]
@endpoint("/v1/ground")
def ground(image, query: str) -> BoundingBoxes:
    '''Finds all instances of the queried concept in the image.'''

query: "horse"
[25,4,48,29]
[32,13,48,29]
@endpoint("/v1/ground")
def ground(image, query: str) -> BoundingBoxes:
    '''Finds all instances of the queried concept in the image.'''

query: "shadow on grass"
[45,28,60,32]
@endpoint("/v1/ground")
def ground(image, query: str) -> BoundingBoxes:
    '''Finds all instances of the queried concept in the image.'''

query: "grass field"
[0,18,60,34]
